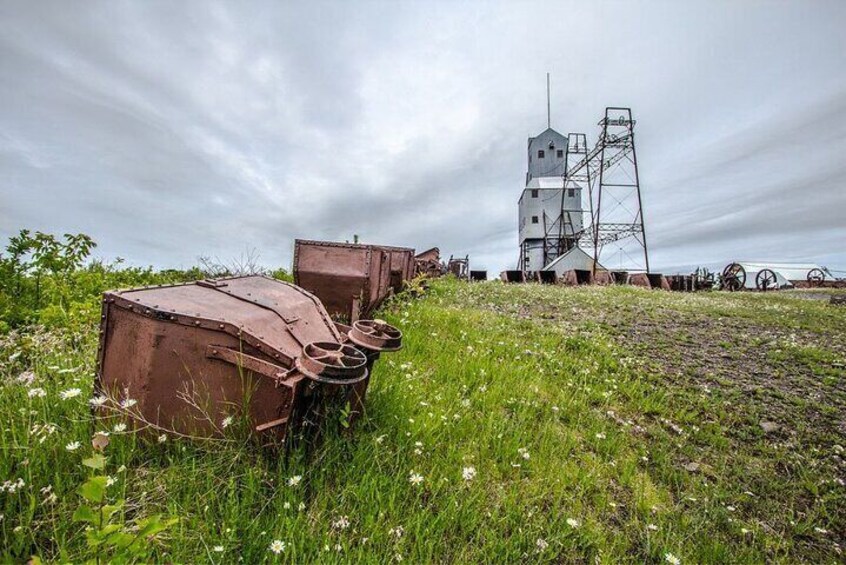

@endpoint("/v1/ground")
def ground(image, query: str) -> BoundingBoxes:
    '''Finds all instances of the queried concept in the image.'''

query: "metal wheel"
[756,269,778,291]
[295,341,368,384]
[348,319,402,352]
[807,268,825,287]
[721,263,746,291]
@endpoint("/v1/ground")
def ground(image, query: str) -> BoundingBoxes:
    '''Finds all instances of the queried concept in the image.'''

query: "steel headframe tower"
[563,107,649,274]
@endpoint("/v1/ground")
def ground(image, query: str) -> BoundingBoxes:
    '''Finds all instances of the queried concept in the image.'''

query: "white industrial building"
[517,127,585,272]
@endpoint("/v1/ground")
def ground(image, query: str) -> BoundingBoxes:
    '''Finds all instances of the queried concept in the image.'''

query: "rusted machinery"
[667,268,714,292]
[447,255,469,279]
[294,240,407,322]
[96,275,402,439]
[719,262,845,291]
[415,247,446,278]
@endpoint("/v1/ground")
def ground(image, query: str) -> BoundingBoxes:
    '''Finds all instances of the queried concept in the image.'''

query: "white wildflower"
[65,441,81,451]
[375,434,387,444]
[408,472,424,486]
[298,502,306,511]
[283,502,291,509]
[518,447,530,460]
[462,466,477,481]
[17,371,36,385]
[665,552,681,565]
[89,395,108,407]
[158,434,167,443]
[59,388,81,400]
[269,540,286,554]
[535,538,549,551]
[221,416,234,429]
[287,475,302,487]
[120,398,137,409]
[389,525,404,538]
[566,518,580,528]
[213,545,224,552]
[647,524,659,531]
[814,527,829,534]
[332,515,350,530]
[595,432,607,440]
[28,388,46,398]
[113,423,127,433]
[106,476,116,487]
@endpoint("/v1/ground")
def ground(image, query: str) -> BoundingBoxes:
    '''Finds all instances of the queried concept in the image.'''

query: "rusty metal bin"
[646,273,671,290]
[501,270,525,283]
[373,245,415,293]
[470,270,487,281]
[95,275,402,439]
[537,270,557,284]
[294,240,392,322]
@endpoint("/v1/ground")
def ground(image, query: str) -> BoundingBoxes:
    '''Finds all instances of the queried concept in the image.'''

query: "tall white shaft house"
[518,127,584,271]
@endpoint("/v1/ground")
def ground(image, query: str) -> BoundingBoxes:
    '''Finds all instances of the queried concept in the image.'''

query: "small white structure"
[544,246,603,277]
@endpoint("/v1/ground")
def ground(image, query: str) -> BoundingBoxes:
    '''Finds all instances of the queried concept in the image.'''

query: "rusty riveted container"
[95,275,402,439]
[294,239,397,322]
[372,244,416,294]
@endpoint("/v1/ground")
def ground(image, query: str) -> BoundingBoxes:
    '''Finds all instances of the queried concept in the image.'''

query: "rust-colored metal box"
[372,245,415,294]
[95,275,401,439]
[293,240,395,322]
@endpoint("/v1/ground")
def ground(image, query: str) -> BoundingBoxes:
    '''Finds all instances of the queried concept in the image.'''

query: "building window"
[531,216,539,224]
[557,149,564,158]
[568,188,575,197]
[537,150,545,158]
[531,189,538,198]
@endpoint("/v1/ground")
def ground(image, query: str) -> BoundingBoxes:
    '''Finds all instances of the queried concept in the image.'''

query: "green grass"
[1,279,844,562]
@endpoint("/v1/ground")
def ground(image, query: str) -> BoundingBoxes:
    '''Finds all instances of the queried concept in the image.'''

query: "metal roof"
[525,176,564,189]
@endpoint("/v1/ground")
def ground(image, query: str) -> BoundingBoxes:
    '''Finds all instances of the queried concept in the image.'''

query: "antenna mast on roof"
[546,73,551,129]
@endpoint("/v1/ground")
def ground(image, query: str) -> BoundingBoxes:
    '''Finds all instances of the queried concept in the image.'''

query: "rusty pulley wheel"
[756,269,778,291]
[295,342,368,385]
[807,268,825,287]
[348,319,403,352]
[722,263,745,291]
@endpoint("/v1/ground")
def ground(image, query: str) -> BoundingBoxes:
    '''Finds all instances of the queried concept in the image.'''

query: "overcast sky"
[1,1,844,274]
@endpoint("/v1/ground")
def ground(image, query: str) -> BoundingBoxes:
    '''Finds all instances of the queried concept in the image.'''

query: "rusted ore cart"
[95,275,402,439]
[293,239,415,322]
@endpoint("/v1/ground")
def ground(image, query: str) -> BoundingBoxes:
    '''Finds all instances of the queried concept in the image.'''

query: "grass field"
[1,278,844,563]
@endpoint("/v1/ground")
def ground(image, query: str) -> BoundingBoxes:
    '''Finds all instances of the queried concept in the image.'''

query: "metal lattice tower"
[564,107,649,273]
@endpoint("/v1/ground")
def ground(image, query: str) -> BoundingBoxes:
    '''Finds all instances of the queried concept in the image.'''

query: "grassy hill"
[1,278,844,563]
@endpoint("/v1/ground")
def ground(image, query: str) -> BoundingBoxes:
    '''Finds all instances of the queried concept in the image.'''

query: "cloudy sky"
[1,0,844,274]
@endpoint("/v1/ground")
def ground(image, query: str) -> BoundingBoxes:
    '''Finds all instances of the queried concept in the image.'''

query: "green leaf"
[135,515,178,538]
[103,530,133,549]
[82,453,106,470]
[85,528,104,548]
[111,531,137,549]
[98,524,121,537]
[72,505,98,524]
[78,476,107,503]
[101,501,124,521]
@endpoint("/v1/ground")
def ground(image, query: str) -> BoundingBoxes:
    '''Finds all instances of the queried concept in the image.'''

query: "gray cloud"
[1,0,844,274]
